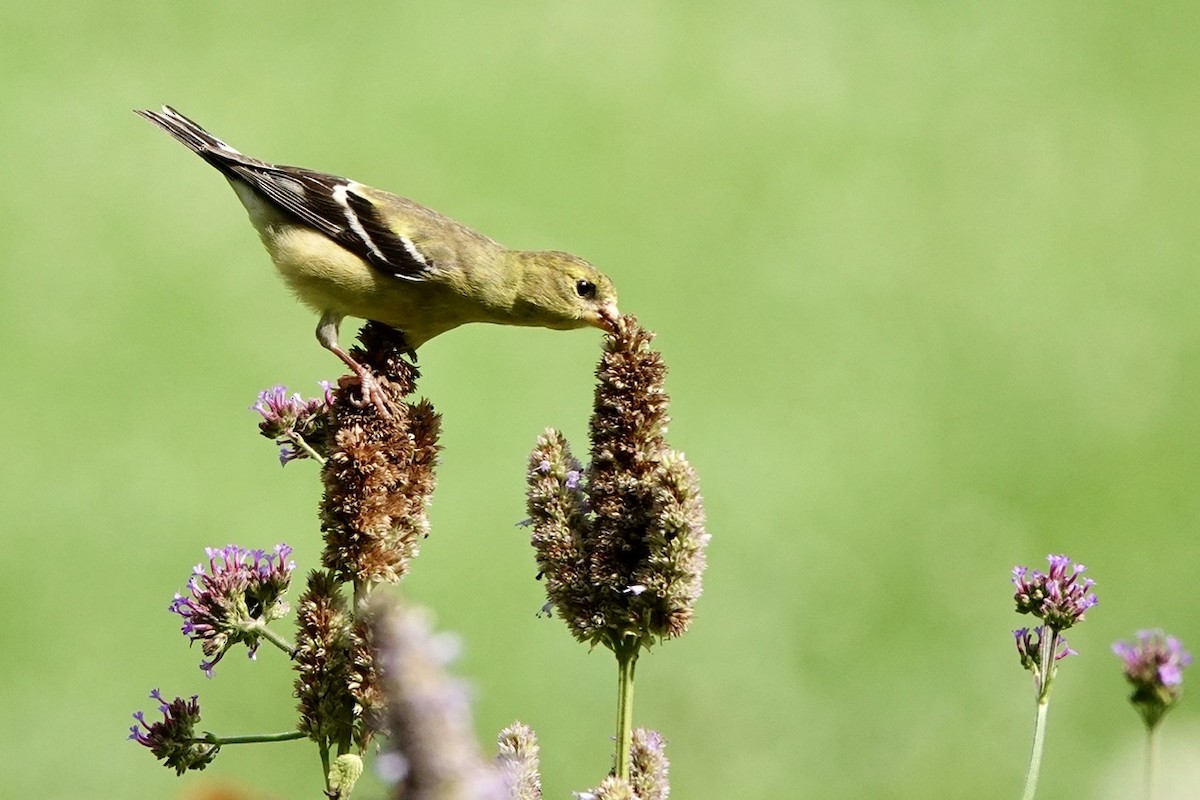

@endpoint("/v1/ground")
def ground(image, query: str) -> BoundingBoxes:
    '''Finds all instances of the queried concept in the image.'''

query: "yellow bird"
[136,106,619,410]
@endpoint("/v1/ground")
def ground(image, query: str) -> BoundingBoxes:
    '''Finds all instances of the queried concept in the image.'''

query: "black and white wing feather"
[136,105,432,281]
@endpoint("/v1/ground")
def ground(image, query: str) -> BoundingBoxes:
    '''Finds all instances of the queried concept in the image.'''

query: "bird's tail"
[135,105,280,183]
[135,106,244,155]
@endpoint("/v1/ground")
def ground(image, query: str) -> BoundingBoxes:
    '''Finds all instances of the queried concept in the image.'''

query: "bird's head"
[513,250,620,333]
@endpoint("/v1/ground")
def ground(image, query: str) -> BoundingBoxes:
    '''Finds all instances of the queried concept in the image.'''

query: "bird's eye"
[575,279,597,299]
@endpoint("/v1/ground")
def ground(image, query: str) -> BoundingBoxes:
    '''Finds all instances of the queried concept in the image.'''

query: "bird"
[136,105,620,413]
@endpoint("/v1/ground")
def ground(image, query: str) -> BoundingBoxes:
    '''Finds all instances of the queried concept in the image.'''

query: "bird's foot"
[325,338,394,418]
[347,366,393,419]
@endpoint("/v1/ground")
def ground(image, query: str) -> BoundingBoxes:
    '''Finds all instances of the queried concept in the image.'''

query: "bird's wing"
[137,106,434,281]
[226,163,436,281]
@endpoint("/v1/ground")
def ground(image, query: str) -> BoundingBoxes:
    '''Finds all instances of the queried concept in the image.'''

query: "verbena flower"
[527,315,709,651]
[254,383,334,465]
[320,323,441,586]
[1010,556,1098,799]
[128,689,217,774]
[496,721,542,800]
[1014,626,1075,673]
[1012,554,1097,632]
[169,543,295,675]
[1113,629,1192,730]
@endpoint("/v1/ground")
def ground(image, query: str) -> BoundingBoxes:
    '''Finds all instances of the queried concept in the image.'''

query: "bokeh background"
[3,2,1198,798]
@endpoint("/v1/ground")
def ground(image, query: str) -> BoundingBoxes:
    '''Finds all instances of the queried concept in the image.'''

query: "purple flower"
[1012,554,1098,631]
[1014,626,1075,672]
[253,383,334,465]
[1113,630,1192,730]
[128,689,217,774]
[169,544,295,675]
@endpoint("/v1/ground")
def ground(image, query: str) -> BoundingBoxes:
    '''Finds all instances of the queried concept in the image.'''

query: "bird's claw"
[348,368,393,419]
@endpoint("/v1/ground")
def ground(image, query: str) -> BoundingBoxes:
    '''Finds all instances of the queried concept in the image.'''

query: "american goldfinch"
[136,106,619,411]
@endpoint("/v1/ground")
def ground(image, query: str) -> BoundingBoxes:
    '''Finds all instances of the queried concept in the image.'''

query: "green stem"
[290,433,327,465]
[1036,628,1056,704]
[1020,697,1050,800]
[252,621,298,658]
[613,635,640,782]
[320,741,332,796]
[1144,726,1158,800]
[197,730,306,746]
[1021,629,1058,800]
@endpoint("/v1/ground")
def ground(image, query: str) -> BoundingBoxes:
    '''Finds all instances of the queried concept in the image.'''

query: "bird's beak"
[595,302,621,333]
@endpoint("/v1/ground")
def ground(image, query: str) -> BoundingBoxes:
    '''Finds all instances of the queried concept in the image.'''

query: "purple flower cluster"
[1012,554,1098,631]
[1115,630,1192,687]
[169,544,295,675]
[1113,629,1192,730]
[128,689,217,774]
[253,383,334,464]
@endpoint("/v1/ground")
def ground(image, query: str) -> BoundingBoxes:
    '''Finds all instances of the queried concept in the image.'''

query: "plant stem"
[197,730,306,745]
[1020,696,1050,800]
[290,434,327,465]
[320,741,332,796]
[252,621,298,658]
[1020,629,1058,800]
[613,635,640,782]
[1144,726,1158,800]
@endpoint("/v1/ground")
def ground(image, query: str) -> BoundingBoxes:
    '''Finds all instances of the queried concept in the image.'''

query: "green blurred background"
[3,2,1198,798]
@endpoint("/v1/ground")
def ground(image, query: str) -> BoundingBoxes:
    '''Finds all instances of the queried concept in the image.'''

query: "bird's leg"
[316,312,392,418]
